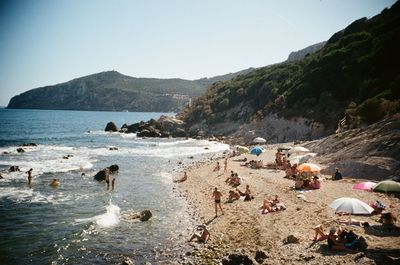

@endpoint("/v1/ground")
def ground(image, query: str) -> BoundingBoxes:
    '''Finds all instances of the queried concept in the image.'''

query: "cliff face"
[178,2,400,143]
[286,41,326,62]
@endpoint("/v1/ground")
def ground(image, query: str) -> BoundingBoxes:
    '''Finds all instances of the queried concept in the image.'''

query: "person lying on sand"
[337,219,370,227]
[271,194,286,211]
[189,225,210,243]
[233,157,247,162]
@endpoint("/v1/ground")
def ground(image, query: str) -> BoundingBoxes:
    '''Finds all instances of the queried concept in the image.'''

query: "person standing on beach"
[212,187,224,217]
[26,168,33,185]
[224,159,228,173]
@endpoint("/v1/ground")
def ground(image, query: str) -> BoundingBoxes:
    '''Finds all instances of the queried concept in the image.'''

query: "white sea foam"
[0,144,95,176]
[75,202,120,228]
[0,187,60,204]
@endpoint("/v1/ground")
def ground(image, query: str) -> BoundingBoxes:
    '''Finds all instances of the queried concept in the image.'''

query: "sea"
[0,109,229,264]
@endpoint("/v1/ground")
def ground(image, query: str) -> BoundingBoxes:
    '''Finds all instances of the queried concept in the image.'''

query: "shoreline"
[173,143,400,264]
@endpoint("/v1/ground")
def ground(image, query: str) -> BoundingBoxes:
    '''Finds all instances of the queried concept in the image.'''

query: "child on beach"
[212,187,224,217]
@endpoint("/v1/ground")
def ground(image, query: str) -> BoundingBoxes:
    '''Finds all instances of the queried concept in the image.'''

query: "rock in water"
[9,166,20,172]
[139,210,152,221]
[16,148,25,153]
[105,122,119,132]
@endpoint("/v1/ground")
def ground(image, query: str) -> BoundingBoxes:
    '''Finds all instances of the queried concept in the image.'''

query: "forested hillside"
[178,2,400,138]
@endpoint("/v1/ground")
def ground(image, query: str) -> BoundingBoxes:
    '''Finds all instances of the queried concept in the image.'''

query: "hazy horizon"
[0,0,396,106]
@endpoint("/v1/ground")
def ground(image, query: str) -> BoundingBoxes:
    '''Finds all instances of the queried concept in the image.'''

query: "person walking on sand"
[212,187,224,217]
[224,158,228,173]
[213,162,220,172]
[26,168,33,185]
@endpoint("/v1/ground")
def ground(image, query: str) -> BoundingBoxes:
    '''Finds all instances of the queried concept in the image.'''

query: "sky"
[0,0,396,106]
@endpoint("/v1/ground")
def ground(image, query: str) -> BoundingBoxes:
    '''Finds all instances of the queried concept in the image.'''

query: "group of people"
[260,194,286,214]
[22,167,116,190]
[227,184,254,202]
[225,170,241,187]
[313,224,368,251]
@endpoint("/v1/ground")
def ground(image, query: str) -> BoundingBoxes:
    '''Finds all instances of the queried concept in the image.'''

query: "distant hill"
[178,2,400,143]
[6,69,251,112]
[287,41,326,61]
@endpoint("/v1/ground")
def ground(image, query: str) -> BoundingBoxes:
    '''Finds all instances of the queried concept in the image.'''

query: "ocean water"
[0,109,229,264]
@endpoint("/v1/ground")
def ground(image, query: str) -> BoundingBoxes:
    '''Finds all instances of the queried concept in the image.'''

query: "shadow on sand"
[364,225,400,237]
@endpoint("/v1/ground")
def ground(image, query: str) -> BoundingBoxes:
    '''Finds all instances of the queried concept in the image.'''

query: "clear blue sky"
[0,0,396,106]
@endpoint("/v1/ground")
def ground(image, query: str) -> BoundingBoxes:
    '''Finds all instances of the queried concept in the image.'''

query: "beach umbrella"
[329,197,374,215]
[288,146,310,154]
[296,163,321,173]
[253,137,266,143]
[236,145,249,154]
[353,181,376,191]
[250,146,264,156]
[373,180,400,194]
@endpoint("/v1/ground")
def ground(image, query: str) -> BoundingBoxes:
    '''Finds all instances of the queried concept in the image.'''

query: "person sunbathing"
[244,185,254,201]
[260,196,275,214]
[227,189,241,202]
[337,219,370,227]
[271,195,286,211]
[230,174,241,187]
[189,225,210,243]
[310,176,321,189]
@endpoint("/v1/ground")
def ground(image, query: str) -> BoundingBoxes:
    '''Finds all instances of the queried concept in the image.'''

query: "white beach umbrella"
[329,197,374,215]
[253,137,266,143]
[288,146,310,154]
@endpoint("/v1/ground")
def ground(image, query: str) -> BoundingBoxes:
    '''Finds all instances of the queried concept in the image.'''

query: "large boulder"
[17,148,25,153]
[121,123,141,133]
[105,122,119,132]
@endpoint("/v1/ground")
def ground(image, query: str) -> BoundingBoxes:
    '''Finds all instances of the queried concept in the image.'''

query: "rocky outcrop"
[304,118,400,180]
[105,122,119,132]
[106,116,189,138]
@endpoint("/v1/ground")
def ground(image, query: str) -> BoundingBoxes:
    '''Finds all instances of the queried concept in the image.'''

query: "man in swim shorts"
[212,187,224,217]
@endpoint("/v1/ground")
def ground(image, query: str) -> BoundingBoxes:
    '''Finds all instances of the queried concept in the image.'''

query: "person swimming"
[50,178,60,187]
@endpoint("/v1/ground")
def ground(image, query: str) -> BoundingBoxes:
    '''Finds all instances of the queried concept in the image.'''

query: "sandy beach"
[174,144,400,264]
